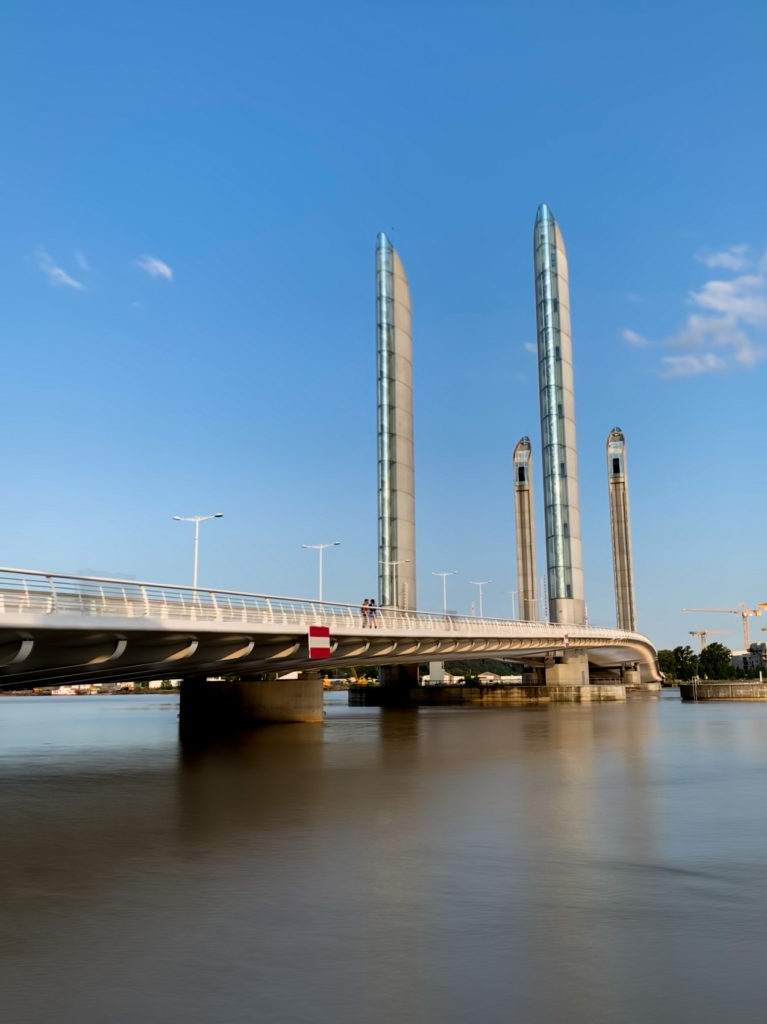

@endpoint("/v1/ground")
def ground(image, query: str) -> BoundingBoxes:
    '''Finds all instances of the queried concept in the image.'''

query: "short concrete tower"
[533,203,586,627]
[513,437,537,620]
[607,427,636,632]
[376,232,416,610]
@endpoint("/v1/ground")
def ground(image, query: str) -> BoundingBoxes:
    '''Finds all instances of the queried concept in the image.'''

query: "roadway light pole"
[432,571,457,613]
[173,514,223,590]
[507,591,518,619]
[380,559,411,607]
[469,580,492,618]
[301,541,340,602]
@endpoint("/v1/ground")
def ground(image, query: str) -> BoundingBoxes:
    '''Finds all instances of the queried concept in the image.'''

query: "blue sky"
[2,0,766,650]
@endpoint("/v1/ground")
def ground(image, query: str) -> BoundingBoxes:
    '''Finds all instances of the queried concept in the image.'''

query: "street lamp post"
[432,571,457,614]
[301,542,340,602]
[469,580,492,618]
[380,559,411,607]
[173,514,223,590]
[507,591,518,619]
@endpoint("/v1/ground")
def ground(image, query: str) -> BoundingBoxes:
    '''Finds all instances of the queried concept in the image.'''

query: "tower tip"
[535,203,554,224]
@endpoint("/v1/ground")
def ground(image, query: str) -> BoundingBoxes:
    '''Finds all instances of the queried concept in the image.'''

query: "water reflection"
[3,693,767,1023]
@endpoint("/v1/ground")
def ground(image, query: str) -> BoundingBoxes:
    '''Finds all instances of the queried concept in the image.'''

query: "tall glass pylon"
[376,232,416,610]
[533,204,585,625]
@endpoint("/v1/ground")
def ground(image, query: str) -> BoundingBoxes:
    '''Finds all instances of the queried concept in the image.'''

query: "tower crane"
[683,604,764,650]
[688,630,731,651]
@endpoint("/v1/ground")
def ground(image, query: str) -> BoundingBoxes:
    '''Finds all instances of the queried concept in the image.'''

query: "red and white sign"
[308,625,331,659]
[563,634,570,649]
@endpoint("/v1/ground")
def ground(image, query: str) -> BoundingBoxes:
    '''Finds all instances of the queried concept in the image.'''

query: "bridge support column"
[621,664,660,691]
[180,674,323,737]
[543,651,627,701]
[545,650,590,687]
[378,663,419,704]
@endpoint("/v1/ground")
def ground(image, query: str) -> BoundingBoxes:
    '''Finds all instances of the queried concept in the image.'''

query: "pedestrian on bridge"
[368,599,378,627]
[361,598,369,627]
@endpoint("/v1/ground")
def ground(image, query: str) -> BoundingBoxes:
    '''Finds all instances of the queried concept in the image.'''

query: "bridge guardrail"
[0,567,644,645]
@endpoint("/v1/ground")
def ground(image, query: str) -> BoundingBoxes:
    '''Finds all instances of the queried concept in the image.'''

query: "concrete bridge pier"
[378,664,419,705]
[542,650,627,701]
[544,649,590,687]
[179,673,324,738]
[621,663,660,691]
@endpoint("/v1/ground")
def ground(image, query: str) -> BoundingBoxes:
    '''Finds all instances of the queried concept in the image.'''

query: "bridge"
[0,567,659,691]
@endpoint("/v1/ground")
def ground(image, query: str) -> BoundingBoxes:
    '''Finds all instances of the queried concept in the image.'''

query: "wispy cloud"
[696,245,750,271]
[36,249,85,290]
[627,244,767,378]
[622,328,650,348]
[74,250,90,272]
[134,254,173,281]
[523,342,537,355]
[689,275,767,326]
[661,353,727,377]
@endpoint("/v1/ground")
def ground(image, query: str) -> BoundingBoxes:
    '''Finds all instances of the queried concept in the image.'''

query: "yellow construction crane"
[688,629,731,651]
[683,604,763,649]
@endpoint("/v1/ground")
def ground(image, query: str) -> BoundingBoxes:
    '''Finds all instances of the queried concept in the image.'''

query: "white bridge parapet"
[0,567,661,688]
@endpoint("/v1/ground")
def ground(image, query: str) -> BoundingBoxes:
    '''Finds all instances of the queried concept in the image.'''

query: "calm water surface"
[2,691,767,1023]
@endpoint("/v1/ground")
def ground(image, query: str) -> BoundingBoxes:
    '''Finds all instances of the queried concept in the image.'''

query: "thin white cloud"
[661,353,727,378]
[622,328,650,348]
[74,250,90,272]
[630,245,767,378]
[626,292,644,303]
[690,275,767,326]
[523,342,537,355]
[36,249,85,290]
[667,313,763,370]
[134,254,173,281]
[696,245,750,271]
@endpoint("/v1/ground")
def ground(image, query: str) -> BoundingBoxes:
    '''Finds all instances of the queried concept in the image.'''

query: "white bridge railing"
[0,567,640,644]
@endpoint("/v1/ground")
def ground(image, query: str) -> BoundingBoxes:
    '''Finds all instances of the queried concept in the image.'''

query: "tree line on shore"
[657,642,761,682]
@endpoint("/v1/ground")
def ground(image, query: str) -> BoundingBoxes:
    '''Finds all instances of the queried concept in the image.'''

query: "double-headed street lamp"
[469,579,492,618]
[432,570,457,614]
[173,513,223,590]
[301,541,340,602]
[379,558,411,607]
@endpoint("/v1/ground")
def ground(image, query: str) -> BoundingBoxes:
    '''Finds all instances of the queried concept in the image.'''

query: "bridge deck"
[0,568,660,688]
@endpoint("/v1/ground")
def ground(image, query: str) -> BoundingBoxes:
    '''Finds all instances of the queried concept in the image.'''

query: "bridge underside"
[0,621,658,692]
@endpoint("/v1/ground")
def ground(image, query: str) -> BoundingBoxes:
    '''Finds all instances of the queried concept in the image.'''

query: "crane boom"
[682,605,763,649]
[683,608,746,613]
[688,629,731,651]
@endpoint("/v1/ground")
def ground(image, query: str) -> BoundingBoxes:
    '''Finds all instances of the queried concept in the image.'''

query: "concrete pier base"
[679,681,767,701]
[350,682,626,706]
[180,675,324,737]
[544,650,590,687]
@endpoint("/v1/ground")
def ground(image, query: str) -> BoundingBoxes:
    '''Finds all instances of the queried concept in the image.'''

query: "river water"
[2,691,767,1023]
